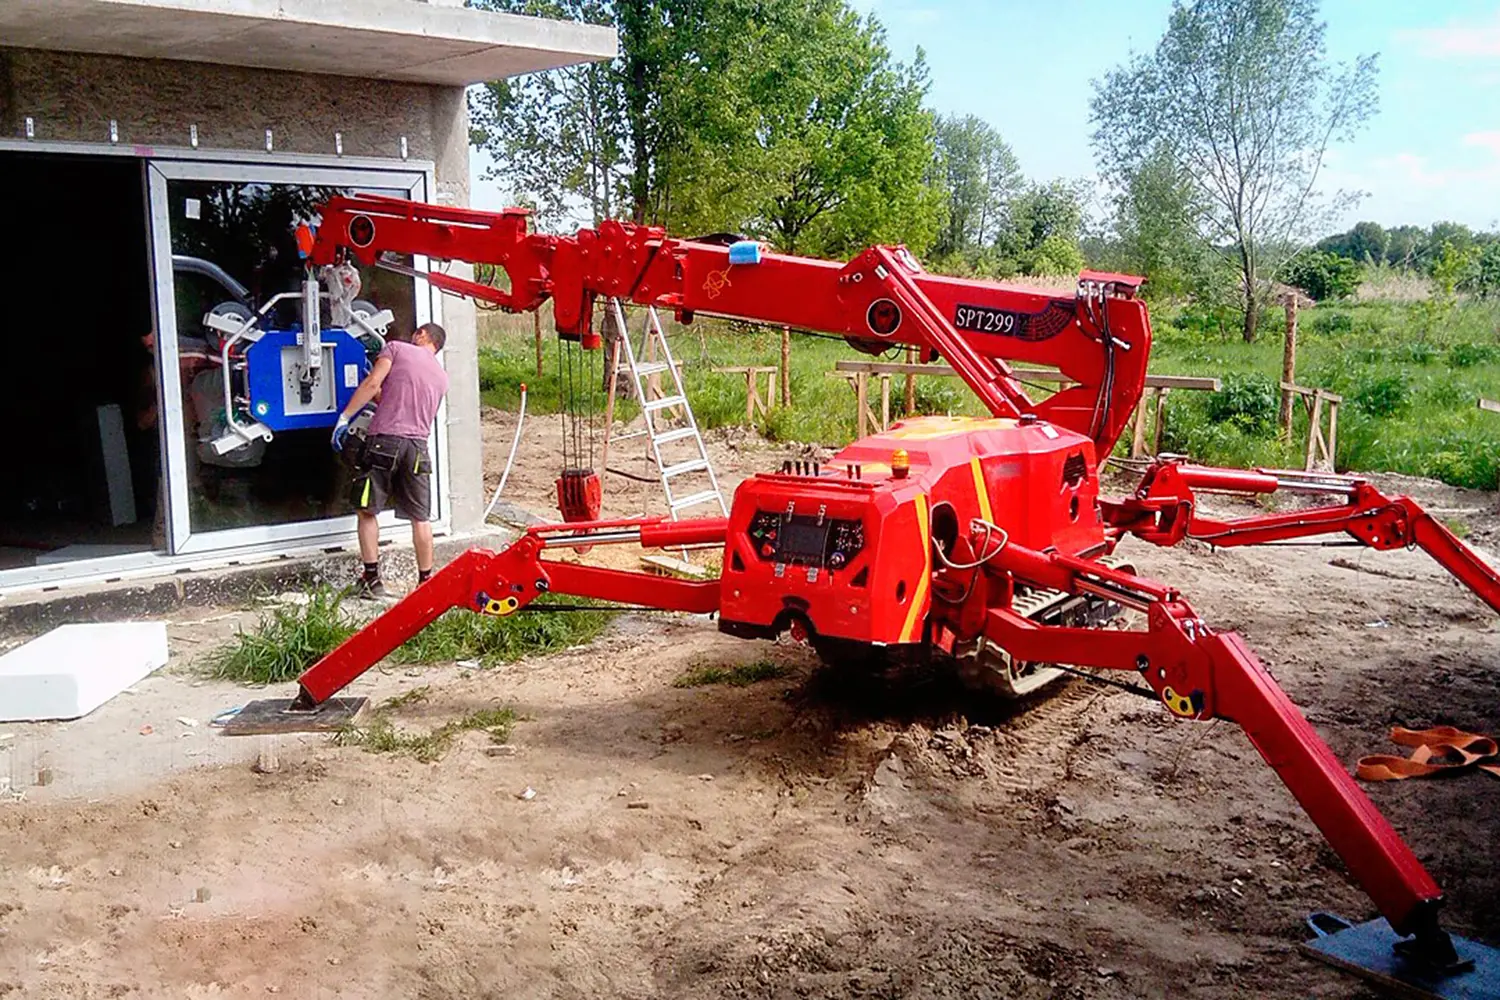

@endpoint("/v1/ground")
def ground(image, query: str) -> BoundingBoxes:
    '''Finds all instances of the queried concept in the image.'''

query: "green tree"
[470,0,939,257]
[998,180,1086,275]
[1384,224,1425,267]
[1091,0,1379,342]
[720,5,942,256]
[930,114,1022,261]
[1111,144,1231,300]
[1316,220,1388,263]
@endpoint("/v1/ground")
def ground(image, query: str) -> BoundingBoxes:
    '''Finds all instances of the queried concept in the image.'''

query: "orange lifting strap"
[1356,726,1500,781]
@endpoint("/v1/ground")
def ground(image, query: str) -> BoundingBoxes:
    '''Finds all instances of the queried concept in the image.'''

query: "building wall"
[0,47,485,532]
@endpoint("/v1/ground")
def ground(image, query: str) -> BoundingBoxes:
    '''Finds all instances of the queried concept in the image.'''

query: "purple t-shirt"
[369,340,449,439]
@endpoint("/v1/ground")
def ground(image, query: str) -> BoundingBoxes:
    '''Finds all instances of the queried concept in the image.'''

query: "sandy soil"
[2,413,1498,999]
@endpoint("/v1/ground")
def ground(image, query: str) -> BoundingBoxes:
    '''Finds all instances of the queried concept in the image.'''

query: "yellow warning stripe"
[900,494,931,642]
[360,478,371,508]
[969,457,993,523]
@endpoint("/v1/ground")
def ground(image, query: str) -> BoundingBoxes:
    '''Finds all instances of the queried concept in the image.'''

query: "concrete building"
[0,0,615,593]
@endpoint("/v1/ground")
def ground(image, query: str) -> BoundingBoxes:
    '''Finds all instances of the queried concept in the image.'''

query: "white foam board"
[0,623,168,722]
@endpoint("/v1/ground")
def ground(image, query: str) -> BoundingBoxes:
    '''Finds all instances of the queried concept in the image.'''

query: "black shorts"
[351,434,432,521]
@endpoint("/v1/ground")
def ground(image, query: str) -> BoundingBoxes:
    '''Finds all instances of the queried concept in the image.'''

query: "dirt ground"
[2,410,1498,999]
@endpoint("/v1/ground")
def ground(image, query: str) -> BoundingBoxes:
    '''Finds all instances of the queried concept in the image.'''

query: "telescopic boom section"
[310,194,1152,457]
[1107,461,1500,614]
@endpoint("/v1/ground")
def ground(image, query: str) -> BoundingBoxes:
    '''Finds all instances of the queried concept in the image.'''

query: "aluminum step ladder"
[605,299,727,526]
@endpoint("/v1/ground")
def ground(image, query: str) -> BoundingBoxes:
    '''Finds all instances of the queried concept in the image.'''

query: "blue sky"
[849,0,1500,232]
[472,1,1500,233]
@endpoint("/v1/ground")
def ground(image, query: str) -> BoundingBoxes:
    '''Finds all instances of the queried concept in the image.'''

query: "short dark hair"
[415,322,446,351]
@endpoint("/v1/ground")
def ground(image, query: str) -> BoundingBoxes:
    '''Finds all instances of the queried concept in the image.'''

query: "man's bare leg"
[357,511,380,564]
[412,519,435,580]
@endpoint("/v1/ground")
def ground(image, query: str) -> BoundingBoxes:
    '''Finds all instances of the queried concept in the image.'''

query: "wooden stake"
[855,373,869,439]
[879,374,891,432]
[1152,387,1170,456]
[1131,392,1151,458]
[1279,293,1299,439]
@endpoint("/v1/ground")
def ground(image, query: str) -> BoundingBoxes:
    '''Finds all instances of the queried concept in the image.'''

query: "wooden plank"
[879,374,891,432]
[834,360,1220,390]
[1478,397,1500,414]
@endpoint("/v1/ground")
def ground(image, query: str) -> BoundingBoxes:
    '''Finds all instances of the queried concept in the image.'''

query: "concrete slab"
[0,0,617,86]
[0,623,169,722]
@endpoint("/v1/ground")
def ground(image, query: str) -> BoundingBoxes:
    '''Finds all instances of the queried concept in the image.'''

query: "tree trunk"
[1242,284,1259,343]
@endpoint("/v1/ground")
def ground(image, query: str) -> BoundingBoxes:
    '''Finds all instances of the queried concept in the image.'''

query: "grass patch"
[335,705,516,763]
[392,598,616,667]
[203,586,359,685]
[204,589,617,686]
[672,658,790,688]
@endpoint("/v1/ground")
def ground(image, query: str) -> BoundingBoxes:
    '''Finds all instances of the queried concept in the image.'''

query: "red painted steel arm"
[1104,461,1500,614]
[294,521,724,708]
[985,541,1451,953]
[309,194,1152,457]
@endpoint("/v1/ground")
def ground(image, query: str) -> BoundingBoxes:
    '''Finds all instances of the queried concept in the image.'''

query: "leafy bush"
[1469,242,1500,298]
[1394,340,1438,365]
[1349,374,1410,417]
[1027,235,1085,277]
[1284,251,1361,301]
[1308,310,1353,336]
[1448,342,1498,368]
[1203,373,1279,435]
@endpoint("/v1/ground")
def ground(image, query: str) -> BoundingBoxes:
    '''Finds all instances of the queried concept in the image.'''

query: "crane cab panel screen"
[748,512,864,568]
[779,519,830,563]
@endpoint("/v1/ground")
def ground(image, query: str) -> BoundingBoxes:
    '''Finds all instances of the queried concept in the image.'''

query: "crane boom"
[308,193,1152,457]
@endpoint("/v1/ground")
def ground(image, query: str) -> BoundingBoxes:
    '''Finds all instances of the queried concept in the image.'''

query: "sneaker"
[355,575,387,599]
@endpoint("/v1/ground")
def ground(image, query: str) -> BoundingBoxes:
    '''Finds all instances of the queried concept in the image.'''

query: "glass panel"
[163,180,417,533]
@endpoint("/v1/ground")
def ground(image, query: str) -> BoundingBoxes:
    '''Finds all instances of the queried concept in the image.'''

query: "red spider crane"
[293,193,1500,978]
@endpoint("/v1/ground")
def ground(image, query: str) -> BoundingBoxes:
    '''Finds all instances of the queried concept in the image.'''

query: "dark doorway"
[0,152,160,571]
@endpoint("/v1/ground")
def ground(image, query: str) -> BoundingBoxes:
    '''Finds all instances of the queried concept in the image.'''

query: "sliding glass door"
[147,160,447,555]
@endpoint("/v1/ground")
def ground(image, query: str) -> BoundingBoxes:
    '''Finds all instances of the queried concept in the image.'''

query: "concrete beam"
[0,0,617,86]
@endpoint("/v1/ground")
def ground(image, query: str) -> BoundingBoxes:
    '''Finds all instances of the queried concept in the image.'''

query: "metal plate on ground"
[1301,916,1500,1000]
[220,697,369,735]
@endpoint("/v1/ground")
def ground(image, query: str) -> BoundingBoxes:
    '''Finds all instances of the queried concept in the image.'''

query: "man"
[332,322,449,597]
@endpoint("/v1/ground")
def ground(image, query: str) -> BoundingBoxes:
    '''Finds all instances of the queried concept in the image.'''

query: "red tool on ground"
[291,194,1500,990]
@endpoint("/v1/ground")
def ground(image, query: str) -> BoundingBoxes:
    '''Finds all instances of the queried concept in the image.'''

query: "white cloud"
[1399,11,1500,58]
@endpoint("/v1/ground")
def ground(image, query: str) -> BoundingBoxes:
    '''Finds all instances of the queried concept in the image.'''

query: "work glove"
[331,413,352,452]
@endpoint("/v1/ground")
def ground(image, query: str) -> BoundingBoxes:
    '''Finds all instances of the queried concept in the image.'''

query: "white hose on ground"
[484,384,528,521]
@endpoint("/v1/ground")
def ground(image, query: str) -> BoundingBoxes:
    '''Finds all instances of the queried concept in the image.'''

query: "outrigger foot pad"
[220,695,368,735]
[1302,913,1499,999]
